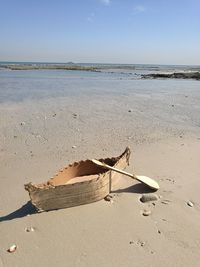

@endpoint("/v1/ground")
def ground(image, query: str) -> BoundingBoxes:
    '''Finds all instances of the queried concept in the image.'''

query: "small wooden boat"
[25,147,130,211]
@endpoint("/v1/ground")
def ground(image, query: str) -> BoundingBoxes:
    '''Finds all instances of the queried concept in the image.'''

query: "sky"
[0,0,200,65]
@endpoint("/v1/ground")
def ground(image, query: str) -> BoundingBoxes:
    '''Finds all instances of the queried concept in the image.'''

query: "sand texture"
[0,73,200,267]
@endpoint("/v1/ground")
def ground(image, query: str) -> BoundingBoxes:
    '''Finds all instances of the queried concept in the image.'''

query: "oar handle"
[99,163,138,181]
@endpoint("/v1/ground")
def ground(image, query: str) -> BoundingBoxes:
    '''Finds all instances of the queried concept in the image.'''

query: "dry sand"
[0,82,200,267]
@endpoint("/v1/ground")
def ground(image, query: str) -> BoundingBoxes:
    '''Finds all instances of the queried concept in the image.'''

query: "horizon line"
[0,60,200,67]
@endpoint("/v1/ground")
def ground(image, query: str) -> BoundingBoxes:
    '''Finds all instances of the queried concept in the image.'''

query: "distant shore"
[0,63,101,72]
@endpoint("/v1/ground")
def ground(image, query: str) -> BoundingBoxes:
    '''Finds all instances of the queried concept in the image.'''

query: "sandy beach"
[0,70,200,266]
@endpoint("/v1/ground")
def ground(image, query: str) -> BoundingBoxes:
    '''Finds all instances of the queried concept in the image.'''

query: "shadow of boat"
[111,182,157,194]
[0,201,37,222]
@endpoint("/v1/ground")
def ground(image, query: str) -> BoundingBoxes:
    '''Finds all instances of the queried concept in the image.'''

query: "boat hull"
[25,147,130,211]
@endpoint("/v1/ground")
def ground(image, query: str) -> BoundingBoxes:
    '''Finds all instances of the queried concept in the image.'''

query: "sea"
[0,62,199,103]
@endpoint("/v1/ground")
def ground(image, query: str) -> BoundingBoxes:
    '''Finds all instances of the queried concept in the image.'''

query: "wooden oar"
[92,159,159,190]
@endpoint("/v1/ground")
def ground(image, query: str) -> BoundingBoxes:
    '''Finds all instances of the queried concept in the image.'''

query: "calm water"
[0,68,199,103]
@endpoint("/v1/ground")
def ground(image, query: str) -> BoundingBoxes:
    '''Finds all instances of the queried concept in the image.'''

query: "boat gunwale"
[24,147,130,193]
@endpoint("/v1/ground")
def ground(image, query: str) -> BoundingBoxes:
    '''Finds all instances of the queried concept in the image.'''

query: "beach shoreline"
[0,70,200,266]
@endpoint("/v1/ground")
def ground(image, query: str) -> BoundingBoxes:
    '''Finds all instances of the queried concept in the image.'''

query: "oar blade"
[136,175,159,190]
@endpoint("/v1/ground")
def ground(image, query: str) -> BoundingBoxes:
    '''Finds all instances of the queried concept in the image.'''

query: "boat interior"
[47,157,119,186]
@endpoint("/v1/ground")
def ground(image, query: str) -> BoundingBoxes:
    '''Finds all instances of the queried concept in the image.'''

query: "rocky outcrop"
[142,72,200,80]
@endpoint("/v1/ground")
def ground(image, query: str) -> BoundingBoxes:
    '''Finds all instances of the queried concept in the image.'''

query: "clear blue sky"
[0,0,199,64]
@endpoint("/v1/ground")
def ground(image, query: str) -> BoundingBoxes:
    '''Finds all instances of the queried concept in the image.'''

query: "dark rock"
[187,201,194,207]
[72,113,78,118]
[141,71,200,80]
[140,194,159,203]
[25,227,34,232]
[142,210,151,216]
[104,195,113,202]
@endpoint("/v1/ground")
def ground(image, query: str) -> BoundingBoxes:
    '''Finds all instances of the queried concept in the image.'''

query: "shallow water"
[0,69,200,104]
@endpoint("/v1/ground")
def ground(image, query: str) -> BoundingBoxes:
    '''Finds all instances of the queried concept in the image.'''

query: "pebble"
[139,241,145,247]
[128,109,132,113]
[129,240,145,247]
[166,178,175,183]
[25,227,35,232]
[142,210,151,216]
[20,122,25,126]
[140,194,159,203]
[72,145,77,149]
[104,195,113,202]
[52,113,57,117]
[72,113,78,118]
[187,201,194,207]
[136,240,145,247]
[7,244,17,253]
[161,199,171,205]
[161,201,169,205]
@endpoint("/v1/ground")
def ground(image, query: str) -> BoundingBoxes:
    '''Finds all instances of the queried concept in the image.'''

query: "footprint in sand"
[166,178,175,183]
[129,240,155,254]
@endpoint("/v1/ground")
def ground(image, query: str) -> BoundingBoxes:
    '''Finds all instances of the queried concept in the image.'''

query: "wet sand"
[0,75,200,266]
